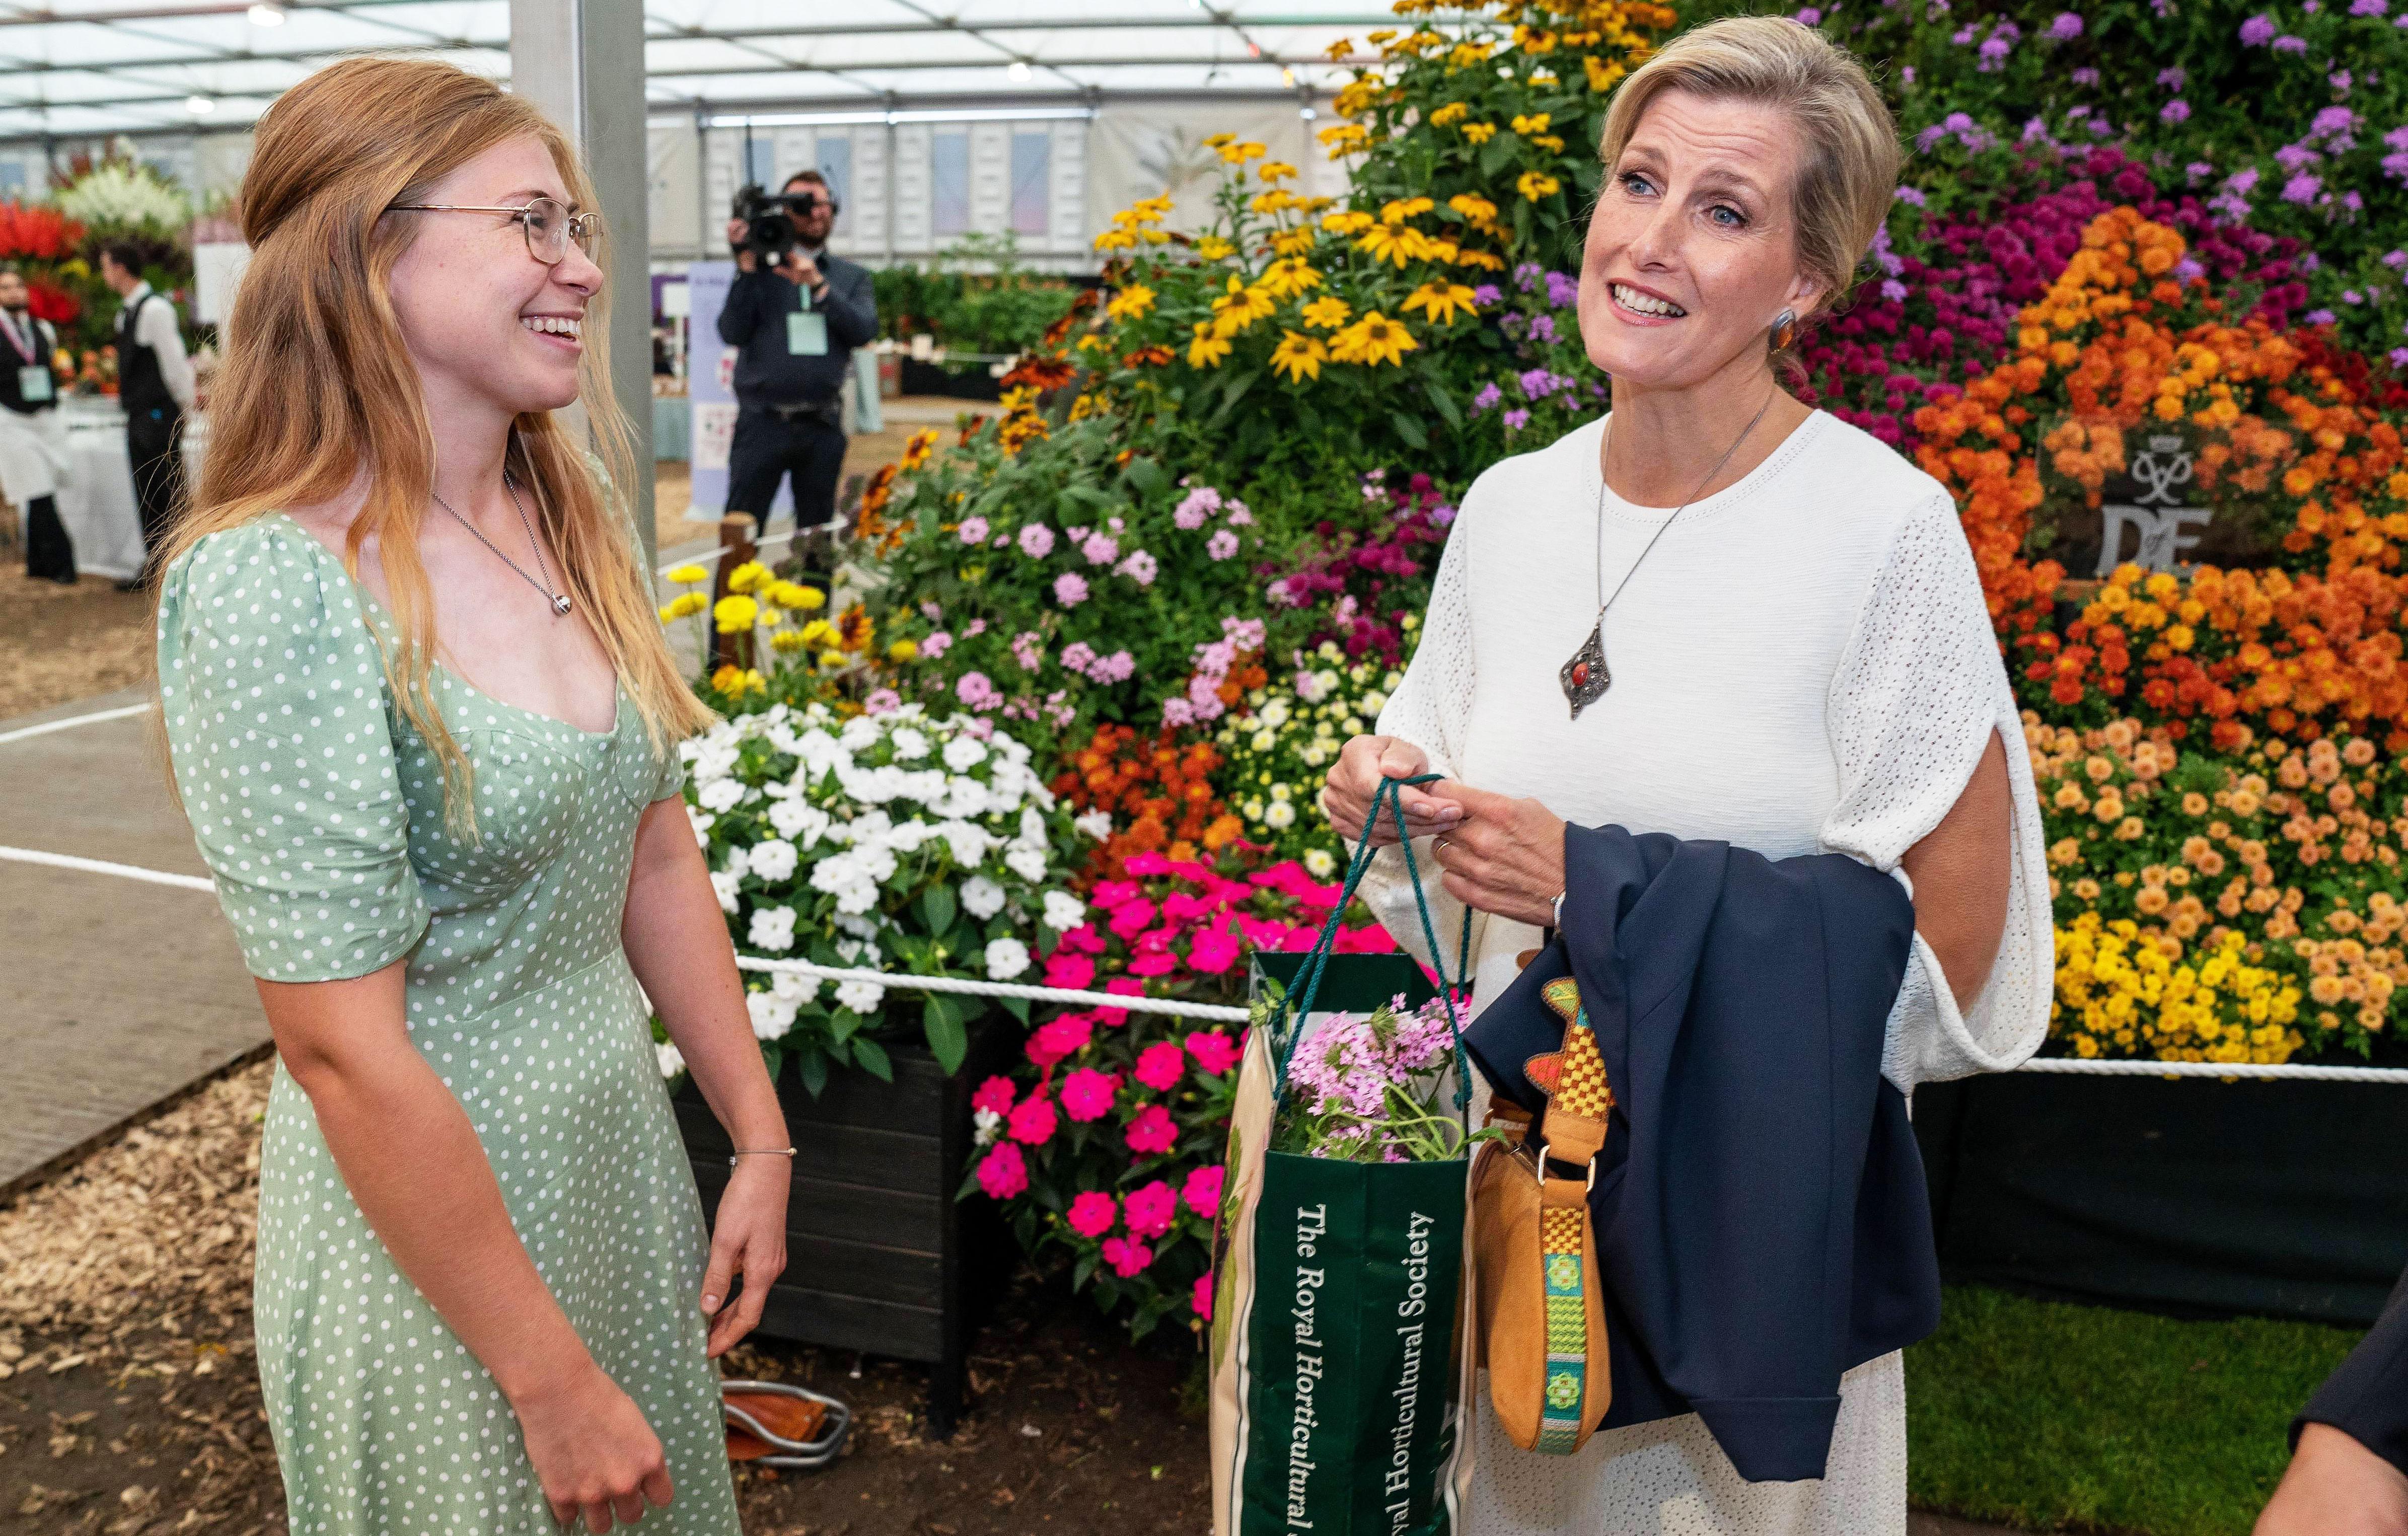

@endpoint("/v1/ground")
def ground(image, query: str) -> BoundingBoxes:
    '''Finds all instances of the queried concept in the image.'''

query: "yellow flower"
[1093,228,1138,253]
[1189,325,1233,369]
[1402,281,1480,326]
[1270,330,1329,383]
[665,563,708,585]
[1509,112,1553,136]
[1452,247,1506,272]
[1428,102,1470,126]
[1196,235,1235,261]
[1584,55,1625,93]
[1461,122,1498,144]
[710,664,746,694]
[818,650,847,668]
[1258,161,1298,183]
[1531,133,1566,154]
[1258,258,1323,300]
[658,592,708,622]
[1300,295,1353,331]
[1269,227,1319,258]
[899,428,938,470]
[1379,195,1435,224]
[1105,284,1156,321]
[1210,276,1277,337]
[798,618,842,650]
[1330,311,1418,368]
[713,595,759,633]
[1516,171,1562,202]
[1204,132,1236,149]
[1318,123,1372,156]
[769,630,809,653]
[769,580,818,611]
[1217,139,1267,165]
[1321,209,1376,236]
[888,639,920,663]
[1448,192,1499,226]
[1356,223,1439,268]
[725,560,770,594]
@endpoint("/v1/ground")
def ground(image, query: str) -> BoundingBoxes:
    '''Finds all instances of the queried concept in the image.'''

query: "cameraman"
[716,170,876,539]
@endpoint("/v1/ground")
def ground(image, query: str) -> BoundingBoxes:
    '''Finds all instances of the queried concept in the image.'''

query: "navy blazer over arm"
[1462,822,1943,1484]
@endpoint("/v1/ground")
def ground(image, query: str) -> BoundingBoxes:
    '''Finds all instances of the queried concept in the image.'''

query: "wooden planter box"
[673,1017,1014,1435]
[1913,1070,2408,1327]
[898,356,1005,402]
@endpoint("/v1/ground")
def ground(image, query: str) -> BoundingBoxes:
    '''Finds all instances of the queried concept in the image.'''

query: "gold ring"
[1434,834,1453,855]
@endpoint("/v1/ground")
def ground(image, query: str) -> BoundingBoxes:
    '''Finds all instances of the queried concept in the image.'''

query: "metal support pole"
[510,0,655,561]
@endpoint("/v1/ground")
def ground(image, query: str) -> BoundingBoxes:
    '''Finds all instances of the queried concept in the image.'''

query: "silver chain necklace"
[430,472,571,617]
[1557,386,1778,720]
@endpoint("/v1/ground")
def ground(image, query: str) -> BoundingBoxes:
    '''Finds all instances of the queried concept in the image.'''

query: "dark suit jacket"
[1463,822,1942,1484]
[716,249,877,407]
[2295,1262,2408,1476]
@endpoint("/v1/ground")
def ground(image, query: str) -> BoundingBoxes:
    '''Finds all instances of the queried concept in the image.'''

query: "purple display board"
[683,260,791,522]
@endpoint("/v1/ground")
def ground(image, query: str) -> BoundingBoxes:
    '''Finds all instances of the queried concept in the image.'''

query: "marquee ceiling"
[0,0,1418,139]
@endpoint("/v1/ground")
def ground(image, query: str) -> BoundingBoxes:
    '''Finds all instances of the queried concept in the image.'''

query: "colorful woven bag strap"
[1529,975,1614,1454]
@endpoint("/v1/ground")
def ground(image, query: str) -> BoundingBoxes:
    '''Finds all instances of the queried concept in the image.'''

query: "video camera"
[730,183,838,262]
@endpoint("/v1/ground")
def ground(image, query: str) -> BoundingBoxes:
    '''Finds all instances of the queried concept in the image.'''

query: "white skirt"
[1467,1352,1907,1535]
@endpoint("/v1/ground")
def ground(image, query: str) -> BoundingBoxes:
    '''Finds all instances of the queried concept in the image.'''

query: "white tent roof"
[0,0,1409,139]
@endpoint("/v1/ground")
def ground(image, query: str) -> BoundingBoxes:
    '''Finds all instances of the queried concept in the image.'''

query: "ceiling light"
[187,95,216,114]
[246,2,284,23]
[1007,60,1032,82]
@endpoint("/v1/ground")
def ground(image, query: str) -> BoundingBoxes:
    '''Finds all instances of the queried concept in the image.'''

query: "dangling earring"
[1771,308,1798,351]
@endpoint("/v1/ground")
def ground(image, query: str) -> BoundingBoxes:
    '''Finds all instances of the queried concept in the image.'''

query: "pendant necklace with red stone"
[1558,383,1779,720]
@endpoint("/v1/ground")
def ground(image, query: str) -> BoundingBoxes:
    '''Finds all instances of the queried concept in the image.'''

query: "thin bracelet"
[728,1147,798,1167]
[1551,890,1567,929]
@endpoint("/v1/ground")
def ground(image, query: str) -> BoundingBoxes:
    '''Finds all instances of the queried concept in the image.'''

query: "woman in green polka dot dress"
[154,59,788,1535]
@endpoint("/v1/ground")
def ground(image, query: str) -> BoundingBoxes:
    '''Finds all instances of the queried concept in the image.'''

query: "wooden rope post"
[708,515,756,675]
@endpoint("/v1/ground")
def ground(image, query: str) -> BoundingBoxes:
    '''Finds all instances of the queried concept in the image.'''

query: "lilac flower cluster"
[1161,616,1269,728]
[1279,994,1462,1161]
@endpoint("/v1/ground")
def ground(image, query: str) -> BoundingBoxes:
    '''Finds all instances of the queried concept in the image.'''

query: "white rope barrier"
[733,956,1252,1023]
[0,845,216,893]
[0,702,151,747]
[9,844,2408,1075]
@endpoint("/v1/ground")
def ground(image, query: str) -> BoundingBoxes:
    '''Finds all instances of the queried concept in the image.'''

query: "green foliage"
[1906,1286,2362,1533]
[872,231,1085,353]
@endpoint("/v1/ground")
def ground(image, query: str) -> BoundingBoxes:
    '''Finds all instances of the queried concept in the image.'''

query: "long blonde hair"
[162,56,712,828]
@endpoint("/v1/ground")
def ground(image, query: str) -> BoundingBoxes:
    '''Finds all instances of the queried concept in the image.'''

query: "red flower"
[1125,1103,1178,1154]
[1186,924,1242,973]
[971,1075,1016,1116]
[1067,1190,1118,1237]
[1186,1031,1241,1076]
[1192,1274,1213,1319]
[1182,1162,1226,1218]
[975,1142,1029,1200]
[1123,1180,1178,1239]
[1006,1095,1059,1145]
[1060,1067,1121,1122]
[1101,1235,1154,1278]
[1133,1041,1187,1092]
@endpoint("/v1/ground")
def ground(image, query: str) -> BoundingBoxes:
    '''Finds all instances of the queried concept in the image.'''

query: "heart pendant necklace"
[1560,385,1780,720]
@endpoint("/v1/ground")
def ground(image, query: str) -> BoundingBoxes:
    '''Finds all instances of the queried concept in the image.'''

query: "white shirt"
[120,282,196,412]
[1359,409,2053,1533]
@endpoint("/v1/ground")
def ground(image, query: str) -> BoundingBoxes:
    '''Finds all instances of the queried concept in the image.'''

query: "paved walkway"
[0,686,267,1195]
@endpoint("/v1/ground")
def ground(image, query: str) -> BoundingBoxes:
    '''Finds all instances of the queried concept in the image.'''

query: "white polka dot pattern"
[158,517,735,1535]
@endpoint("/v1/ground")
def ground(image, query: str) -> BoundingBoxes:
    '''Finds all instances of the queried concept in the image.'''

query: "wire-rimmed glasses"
[386,195,601,265]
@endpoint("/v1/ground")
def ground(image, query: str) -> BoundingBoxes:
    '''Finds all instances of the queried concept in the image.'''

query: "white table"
[46,398,206,581]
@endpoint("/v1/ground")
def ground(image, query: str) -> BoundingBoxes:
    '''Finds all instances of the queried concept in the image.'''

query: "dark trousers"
[127,406,184,575]
[24,492,72,582]
[726,404,845,536]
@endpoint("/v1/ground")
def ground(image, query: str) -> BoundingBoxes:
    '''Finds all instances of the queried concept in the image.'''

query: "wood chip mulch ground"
[0,564,153,721]
[0,1058,1208,1535]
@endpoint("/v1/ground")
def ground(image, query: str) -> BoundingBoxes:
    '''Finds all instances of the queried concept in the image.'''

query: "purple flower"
[1472,283,1502,307]
[2273,32,2309,49]
[2355,0,2388,14]
[957,515,989,545]
[2174,256,2205,285]
[1895,185,1929,207]
[1116,549,1158,586]
[1502,408,1530,430]
[1472,382,1503,412]
[2161,99,2192,124]
[2346,288,2365,303]
[1206,528,1240,561]
[2276,142,2320,172]
[1545,270,1579,308]
[957,671,1000,711]
[1794,5,1821,23]
[1081,532,1118,565]
[1173,485,1223,529]
[2384,249,2408,268]
[1053,572,1089,606]
[1881,277,1910,303]
[1017,524,1055,559]
[1059,641,1097,675]
[2157,65,2187,87]
[2307,308,2338,324]
[1011,630,1044,672]
[1518,367,1564,399]
[2283,171,2325,203]
[2312,106,2362,139]
[1092,650,1134,684]
[2240,13,2277,42]
[2187,161,2215,182]
[1978,33,2014,65]
[2050,11,2083,37]
[2331,69,2355,92]
[1903,64,1917,84]
[1950,23,1978,42]
[920,630,953,661]
[1527,314,1558,343]
[1917,124,1949,151]
[2071,66,2100,85]
[1513,261,1543,293]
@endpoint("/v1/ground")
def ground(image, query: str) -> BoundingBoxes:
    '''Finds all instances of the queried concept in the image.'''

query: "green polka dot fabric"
[158,516,739,1535]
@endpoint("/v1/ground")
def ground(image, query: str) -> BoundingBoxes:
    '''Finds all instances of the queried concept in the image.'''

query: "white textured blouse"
[1357,409,2053,1533]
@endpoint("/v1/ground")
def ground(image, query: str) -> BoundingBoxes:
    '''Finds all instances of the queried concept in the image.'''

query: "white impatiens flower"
[770,968,821,1005]
[1004,844,1048,884]
[891,726,931,760]
[698,777,746,812]
[767,798,829,845]
[709,870,742,914]
[973,1107,1003,1146]
[746,990,800,1041]
[942,735,989,771]
[748,906,798,952]
[835,978,886,1014]
[960,875,1007,920]
[686,806,716,846]
[656,1042,687,1079]
[1073,809,1114,841]
[983,937,1031,980]
[748,838,800,883]
[1042,891,1087,931]
[938,819,994,867]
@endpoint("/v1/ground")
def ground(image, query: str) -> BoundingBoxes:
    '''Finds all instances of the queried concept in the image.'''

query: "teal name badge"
[786,311,829,357]
[18,365,51,404]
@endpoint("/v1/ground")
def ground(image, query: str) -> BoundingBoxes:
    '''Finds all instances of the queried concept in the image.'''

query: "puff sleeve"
[1818,493,2054,1090]
[158,521,429,982]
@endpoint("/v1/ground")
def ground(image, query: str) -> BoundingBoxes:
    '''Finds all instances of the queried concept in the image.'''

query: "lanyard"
[0,309,38,365]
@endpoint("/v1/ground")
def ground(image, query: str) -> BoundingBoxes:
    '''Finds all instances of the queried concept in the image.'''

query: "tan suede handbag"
[1470,974,1615,1454]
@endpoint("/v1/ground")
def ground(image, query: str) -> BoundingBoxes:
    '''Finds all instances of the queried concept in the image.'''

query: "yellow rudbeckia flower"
[1330,311,1417,368]
[1403,281,1480,326]
[1270,330,1329,383]
[1300,295,1353,331]
[1516,171,1562,202]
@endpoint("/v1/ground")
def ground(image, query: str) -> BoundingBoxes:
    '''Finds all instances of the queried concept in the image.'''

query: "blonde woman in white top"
[1323,18,2054,1534]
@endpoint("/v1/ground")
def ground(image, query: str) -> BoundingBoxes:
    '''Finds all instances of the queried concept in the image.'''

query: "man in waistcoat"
[0,264,71,582]
[100,242,194,590]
